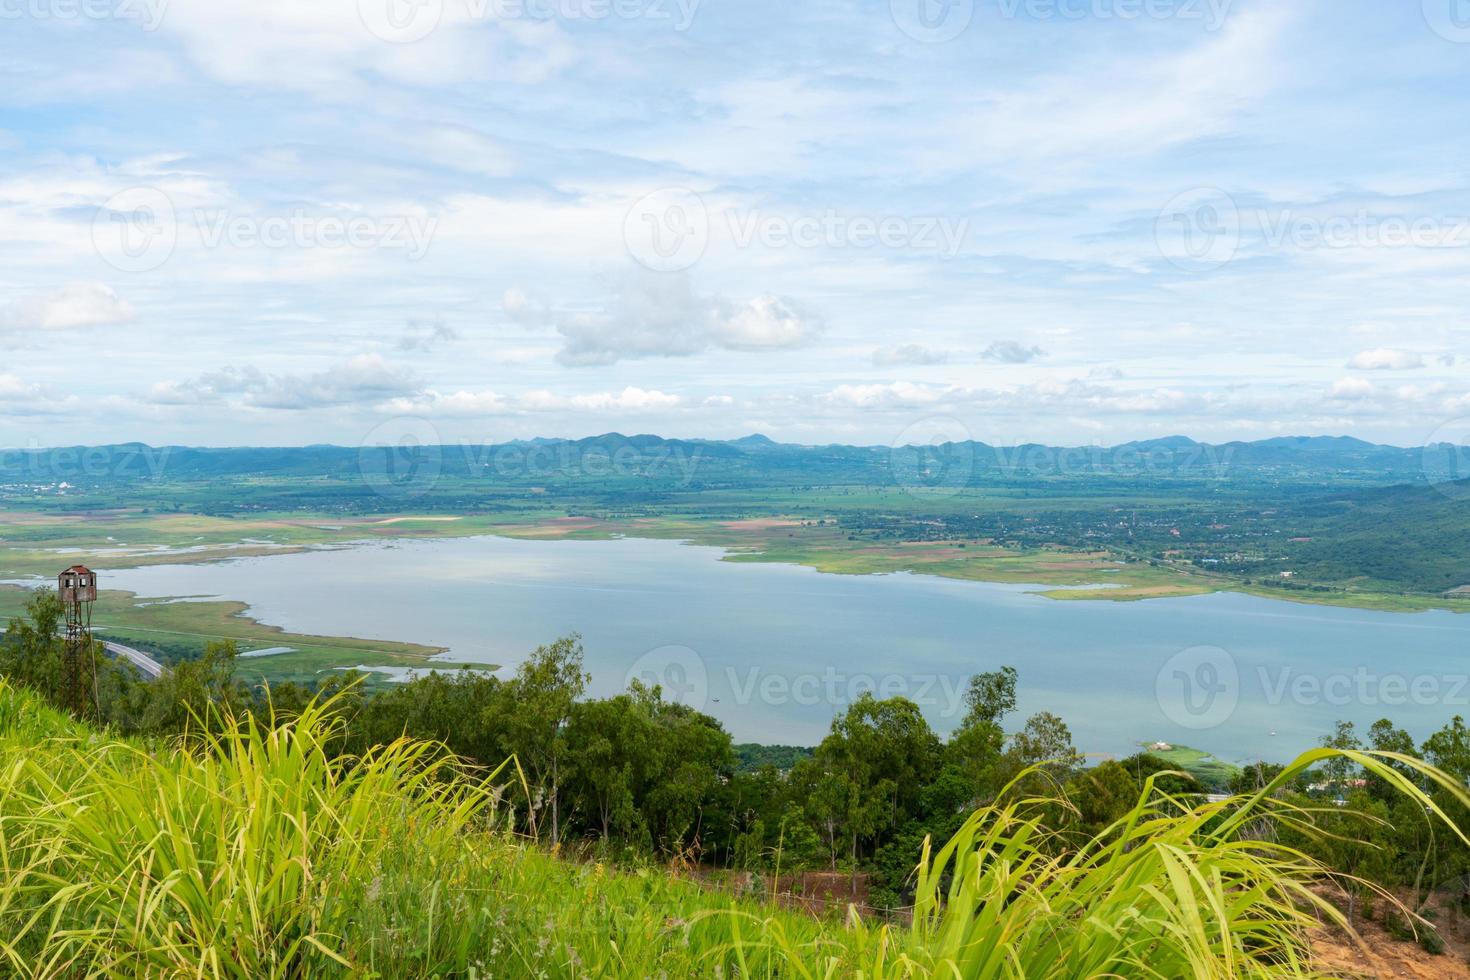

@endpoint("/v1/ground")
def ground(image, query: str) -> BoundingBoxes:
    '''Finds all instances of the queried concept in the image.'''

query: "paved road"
[102,641,164,679]
[0,629,164,679]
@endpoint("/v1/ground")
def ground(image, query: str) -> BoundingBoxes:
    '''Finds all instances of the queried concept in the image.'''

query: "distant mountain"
[0,434,1448,490]
[726,434,786,452]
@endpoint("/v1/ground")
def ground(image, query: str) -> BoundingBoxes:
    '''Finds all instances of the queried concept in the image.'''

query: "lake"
[102,534,1470,762]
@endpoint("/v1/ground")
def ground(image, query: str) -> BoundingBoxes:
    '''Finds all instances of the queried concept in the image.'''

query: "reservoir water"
[102,535,1470,763]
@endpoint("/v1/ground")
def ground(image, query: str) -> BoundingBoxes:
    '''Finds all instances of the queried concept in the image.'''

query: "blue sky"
[3,0,1470,448]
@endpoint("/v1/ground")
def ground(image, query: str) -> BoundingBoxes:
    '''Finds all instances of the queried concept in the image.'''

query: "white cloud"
[981,340,1046,364]
[0,374,46,402]
[873,344,950,366]
[151,0,578,95]
[1328,377,1376,400]
[1347,348,1426,370]
[510,273,823,367]
[3,283,136,332]
[150,355,422,410]
[397,318,459,352]
[820,381,947,410]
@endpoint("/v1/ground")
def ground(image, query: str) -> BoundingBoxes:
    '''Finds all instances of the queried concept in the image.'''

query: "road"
[101,641,164,679]
[0,629,164,679]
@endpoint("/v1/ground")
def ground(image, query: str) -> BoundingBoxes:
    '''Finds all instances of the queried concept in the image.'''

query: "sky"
[3,0,1470,449]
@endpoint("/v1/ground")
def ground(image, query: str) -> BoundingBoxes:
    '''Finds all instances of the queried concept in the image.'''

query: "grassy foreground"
[2,679,1467,978]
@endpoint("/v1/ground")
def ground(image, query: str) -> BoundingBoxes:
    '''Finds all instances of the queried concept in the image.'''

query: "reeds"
[2,679,1464,978]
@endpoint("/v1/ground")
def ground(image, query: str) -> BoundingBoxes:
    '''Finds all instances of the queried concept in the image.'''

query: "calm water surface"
[101,535,1470,762]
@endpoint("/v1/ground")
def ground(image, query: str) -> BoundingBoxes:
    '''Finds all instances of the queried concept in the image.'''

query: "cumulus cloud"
[3,283,136,333]
[506,273,822,367]
[981,340,1046,364]
[397,318,459,352]
[1347,348,1425,370]
[0,374,47,402]
[392,386,683,418]
[150,355,423,410]
[819,381,947,410]
[872,344,951,366]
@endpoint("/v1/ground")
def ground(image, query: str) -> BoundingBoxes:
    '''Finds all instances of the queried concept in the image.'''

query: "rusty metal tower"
[58,565,98,718]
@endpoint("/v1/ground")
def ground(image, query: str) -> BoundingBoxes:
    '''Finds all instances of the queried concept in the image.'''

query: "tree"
[1006,711,1083,787]
[962,666,1017,729]
[140,639,245,735]
[1365,718,1419,802]
[807,694,940,886]
[1316,720,1360,795]
[945,666,1018,804]
[1,591,65,704]
[498,635,589,842]
[565,692,654,846]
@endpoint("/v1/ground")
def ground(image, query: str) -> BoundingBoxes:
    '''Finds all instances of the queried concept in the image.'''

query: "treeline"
[6,589,1470,918]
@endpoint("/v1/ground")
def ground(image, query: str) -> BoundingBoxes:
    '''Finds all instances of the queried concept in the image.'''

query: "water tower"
[58,565,97,717]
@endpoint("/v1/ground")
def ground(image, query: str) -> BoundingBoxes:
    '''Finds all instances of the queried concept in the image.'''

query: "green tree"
[1,591,65,704]
[498,635,589,842]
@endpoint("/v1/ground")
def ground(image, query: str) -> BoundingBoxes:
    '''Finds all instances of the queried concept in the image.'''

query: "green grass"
[3,678,1468,977]
[1137,743,1242,789]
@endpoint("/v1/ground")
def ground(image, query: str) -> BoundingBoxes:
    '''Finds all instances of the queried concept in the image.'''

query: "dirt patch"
[371,516,463,525]
[1312,885,1470,978]
[512,517,602,538]
[720,518,803,531]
